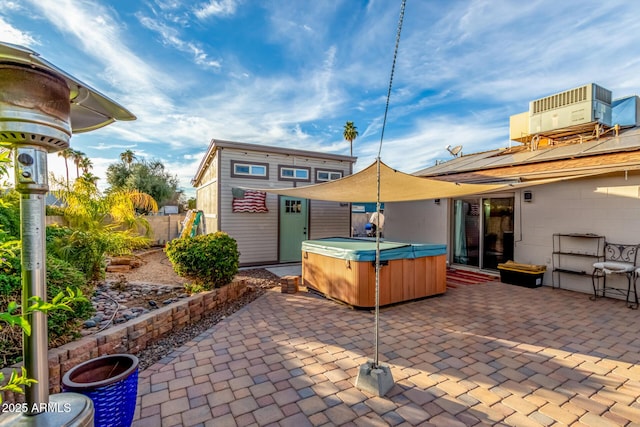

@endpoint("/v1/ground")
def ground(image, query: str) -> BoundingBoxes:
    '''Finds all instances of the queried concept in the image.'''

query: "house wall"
[384,199,449,246]
[197,147,352,265]
[385,172,640,296]
[516,172,640,294]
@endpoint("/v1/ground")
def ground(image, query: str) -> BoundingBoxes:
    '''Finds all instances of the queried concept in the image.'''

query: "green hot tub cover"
[301,237,447,262]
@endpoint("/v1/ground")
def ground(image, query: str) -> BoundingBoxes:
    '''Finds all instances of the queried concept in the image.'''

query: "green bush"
[46,225,103,280]
[0,240,21,296]
[0,246,94,368]
[45,256,95,344]
[165,232,239,290]
[46,225,149,280]
[45,205,65,216]
[0,191,20,240]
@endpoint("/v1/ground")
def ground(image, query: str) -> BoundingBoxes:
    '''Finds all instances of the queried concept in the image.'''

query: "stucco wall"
[145,214,183,244]
[384,199,450,246]
[516,173,640,293]
[383,172,640,296]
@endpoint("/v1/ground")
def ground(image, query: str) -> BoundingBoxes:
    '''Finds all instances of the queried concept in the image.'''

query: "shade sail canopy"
[249,160,537,202]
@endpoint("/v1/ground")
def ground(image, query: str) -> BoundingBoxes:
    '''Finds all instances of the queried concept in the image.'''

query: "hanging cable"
[374,0,406,368]
[377,0,406,159]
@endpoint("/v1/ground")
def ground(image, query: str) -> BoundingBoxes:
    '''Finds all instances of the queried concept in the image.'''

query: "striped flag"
[232,189,268,213]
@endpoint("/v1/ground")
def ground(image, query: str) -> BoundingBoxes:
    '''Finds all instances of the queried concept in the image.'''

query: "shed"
[191,139,356,265]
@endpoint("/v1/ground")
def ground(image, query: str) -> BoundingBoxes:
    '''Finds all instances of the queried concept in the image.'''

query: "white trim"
[280,167,309,180]
[234,163,267,177]
[198,177,217,189]
[316,170,343,182]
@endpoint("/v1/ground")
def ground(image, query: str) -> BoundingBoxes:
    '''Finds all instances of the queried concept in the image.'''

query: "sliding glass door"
[452,196,514,270]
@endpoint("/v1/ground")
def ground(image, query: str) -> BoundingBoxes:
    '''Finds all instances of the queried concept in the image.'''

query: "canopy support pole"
[356,0,406,397]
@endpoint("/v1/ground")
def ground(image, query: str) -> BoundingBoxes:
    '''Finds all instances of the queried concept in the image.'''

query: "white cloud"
[355,114,509,175]
[0,16,38,46]
[193,0,238,20]
[136,14,221,69]
[25,0,176,103]
[89,142,138,151]
[11,0,640,195]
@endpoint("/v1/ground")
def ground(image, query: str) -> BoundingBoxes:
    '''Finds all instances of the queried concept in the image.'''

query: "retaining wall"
[1,279,249,402]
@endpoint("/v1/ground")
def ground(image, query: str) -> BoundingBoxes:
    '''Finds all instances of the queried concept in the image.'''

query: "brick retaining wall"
[1,279,249,402]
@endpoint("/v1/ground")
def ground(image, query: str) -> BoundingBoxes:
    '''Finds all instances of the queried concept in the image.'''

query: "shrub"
[45,256,95,345]
[46,225,149,280]
[46,225,102,280]
[45,205,65,217]
[0,246,94,368]
[165,232,239,290]
[0,240,21,296]
[0,191,20,239]
[0,240,21,366]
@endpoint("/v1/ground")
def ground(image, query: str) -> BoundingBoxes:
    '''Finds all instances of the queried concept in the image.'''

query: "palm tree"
[343,121,359,157]
[57,148,74,186]
[0,148,10,179]
[79,157,93,175]
[72,150,85,179]
[120,150,136,169]
[78,172,99,186]
[53,178,158,279]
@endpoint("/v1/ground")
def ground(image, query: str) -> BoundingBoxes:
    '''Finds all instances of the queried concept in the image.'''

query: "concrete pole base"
[0,393,94,426]
[355,360,395,397]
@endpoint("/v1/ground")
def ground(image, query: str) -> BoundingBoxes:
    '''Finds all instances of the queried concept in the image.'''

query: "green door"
[279,197,308,262]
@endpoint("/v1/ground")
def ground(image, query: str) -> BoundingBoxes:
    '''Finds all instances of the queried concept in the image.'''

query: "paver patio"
[132,279,640,426]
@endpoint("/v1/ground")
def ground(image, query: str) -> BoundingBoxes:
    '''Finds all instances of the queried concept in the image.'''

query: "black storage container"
[498,261,546,288]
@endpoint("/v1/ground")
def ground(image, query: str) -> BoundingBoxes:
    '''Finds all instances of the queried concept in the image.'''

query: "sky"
[2,0,640,200]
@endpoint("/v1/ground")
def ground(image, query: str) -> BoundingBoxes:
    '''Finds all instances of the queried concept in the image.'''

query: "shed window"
[231,161,268,178]
[278,166,311,181]
[316,170,343,182]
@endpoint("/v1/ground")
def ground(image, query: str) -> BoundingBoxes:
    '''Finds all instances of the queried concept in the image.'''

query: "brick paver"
[133,281,640,426]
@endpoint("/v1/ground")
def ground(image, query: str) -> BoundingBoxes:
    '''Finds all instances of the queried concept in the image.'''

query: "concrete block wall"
[145,215,183,245]
[1,279,249,402]
[46,214,185,245]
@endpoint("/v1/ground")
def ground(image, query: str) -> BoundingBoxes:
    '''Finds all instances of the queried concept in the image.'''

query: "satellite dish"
[446,145,463,157]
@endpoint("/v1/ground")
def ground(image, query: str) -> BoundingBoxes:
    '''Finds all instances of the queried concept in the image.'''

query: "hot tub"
[301,237,447,308]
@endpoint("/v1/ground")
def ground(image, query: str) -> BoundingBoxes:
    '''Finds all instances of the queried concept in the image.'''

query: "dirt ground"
[105,248,189,286]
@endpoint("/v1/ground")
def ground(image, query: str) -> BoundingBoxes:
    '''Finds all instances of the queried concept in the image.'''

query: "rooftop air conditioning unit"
[529,83,612,134]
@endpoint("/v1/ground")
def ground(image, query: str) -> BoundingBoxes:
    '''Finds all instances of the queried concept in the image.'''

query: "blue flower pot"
[62,354,139,427]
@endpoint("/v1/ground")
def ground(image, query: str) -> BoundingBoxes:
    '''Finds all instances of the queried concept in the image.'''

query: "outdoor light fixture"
[523,190,533,202]
[0,41,135,424]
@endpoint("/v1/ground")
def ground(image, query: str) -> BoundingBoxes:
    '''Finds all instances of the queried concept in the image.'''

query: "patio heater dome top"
[0,41,136,152]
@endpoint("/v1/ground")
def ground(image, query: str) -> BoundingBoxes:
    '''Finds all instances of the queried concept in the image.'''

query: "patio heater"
[0,42,135,424]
